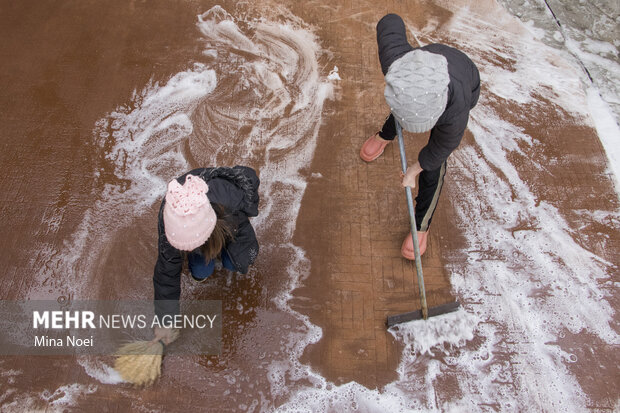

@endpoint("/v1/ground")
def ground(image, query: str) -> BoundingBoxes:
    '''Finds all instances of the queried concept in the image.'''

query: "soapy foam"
[391,309,478,358]
[27,64,217,302]
[77,357,125,385]
[420,6,617,410]
[327,66,341,81]
[42,384,98,407]
[190,5,335,245]
[29,4,338,404]
[495,0,620,188]
[586,87,620,194]
[2,383,97,413]
[26,32,218,396]
[276,3,618,412]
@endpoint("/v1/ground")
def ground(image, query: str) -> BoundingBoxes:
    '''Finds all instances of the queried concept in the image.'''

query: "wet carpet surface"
[0,0,618,411]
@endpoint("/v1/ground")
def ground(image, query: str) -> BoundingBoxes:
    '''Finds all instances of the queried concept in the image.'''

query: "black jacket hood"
[376,14,414,75]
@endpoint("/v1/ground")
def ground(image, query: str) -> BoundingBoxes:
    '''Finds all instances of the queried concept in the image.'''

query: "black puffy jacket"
[377,14,481,171]
[153,166,259,316]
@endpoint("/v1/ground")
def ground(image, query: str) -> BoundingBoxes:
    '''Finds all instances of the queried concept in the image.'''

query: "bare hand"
[151,327,178,345]
[401,162,423,188]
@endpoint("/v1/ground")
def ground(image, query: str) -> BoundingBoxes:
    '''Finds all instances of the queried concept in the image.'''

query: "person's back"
[422,43,480,118]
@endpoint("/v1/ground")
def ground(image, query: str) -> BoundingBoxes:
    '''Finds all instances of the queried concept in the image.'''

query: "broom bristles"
[114,340,164,387]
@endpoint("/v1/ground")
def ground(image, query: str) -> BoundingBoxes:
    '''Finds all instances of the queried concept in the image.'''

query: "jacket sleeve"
[225,217,259,274]
[418,111,469,171]
[153,202,183,318]
[376,14,414,75]
[232,165,260,217]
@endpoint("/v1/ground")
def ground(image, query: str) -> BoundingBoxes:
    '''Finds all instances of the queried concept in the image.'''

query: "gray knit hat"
[384,49,450,133]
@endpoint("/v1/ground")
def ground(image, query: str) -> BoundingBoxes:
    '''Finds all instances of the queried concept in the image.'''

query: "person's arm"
[225,217,259,274]
[401,161,424,188]
[418,112,469,171]
[232,165,260,217]
[153,245,182,313]
[153,203,183,320]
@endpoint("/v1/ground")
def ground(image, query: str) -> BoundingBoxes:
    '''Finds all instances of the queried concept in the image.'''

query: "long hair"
[200,203,234,261]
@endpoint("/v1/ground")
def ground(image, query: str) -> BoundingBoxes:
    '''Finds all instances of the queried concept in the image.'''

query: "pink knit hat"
[163,174,217,251]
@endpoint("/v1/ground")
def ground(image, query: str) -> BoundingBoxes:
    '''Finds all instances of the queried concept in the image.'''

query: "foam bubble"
[390,309,478,357]
[586,87,620,194]
[42,384,98,406]
[77,358,124,385]
[328,66,341,81]
[1,383,98,412]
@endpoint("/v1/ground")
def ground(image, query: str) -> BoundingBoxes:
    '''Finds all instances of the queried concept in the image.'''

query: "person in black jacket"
[152,166,259,343]
[359,13,480,260]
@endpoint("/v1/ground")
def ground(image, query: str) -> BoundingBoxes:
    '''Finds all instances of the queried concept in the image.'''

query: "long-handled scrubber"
[386,121,460,327]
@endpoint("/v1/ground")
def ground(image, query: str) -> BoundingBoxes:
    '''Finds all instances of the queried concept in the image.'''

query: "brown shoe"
[360,133,390,162]
[401,231,428,260]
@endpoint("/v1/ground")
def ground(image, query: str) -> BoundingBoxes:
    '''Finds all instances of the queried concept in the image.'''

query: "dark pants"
[379,113,447,232]
[378,113,398,142]
[188,249,235,280]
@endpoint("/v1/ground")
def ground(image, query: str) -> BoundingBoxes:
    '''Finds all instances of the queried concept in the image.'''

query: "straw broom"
[114,330,179,387]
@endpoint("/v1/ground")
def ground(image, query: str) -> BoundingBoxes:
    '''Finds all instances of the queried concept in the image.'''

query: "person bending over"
[360,13,480,260]
[152,166,259,343]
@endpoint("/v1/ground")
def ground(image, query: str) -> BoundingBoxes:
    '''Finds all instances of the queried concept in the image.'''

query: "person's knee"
[221,250,236,272]
[189,256,215,280]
